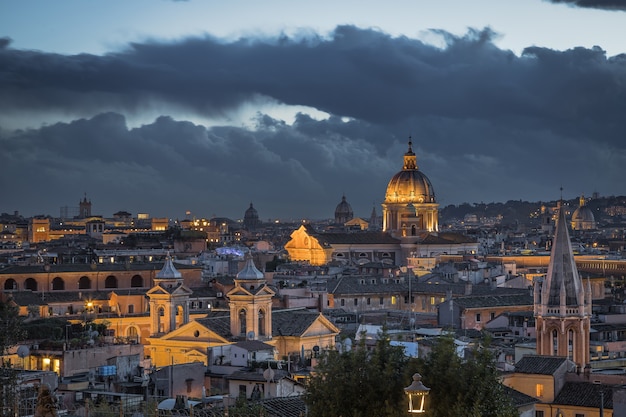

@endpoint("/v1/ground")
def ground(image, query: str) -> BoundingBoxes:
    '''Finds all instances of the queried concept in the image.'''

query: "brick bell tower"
[534,202,591,370]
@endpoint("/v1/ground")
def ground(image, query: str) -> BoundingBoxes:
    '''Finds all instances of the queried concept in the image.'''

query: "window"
[51,277,65,291]
[379,297,384,305]
[490,312,496,320]
[131,275,143,287]
[25,278,37,291]
[128,305,134,314]
[239,309,247,335]
[340,299,345,307]
[104,275,118,288]
[575,414,584,417]
[475,313,481,322]
[391,296,397,305]
[4,279,17,290]
[239,385,247,399]
[367,298,371,305]
[78,276,91,289]
[535,412,544,417]
[536,384,544,397]
[354,298,358,306]
[430,297,435,305]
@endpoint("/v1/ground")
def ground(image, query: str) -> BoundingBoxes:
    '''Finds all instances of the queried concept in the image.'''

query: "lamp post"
[404,373,430,414]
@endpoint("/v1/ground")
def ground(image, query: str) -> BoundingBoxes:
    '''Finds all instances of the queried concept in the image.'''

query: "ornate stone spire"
[541,202,584,310]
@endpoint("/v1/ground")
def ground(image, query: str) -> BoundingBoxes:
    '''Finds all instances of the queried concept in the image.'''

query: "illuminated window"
[536,384,544,397]
[430,297,435,305]
[391,296,397,305]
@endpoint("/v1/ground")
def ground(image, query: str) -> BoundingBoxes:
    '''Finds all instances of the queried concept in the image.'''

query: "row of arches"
[3,274,145,291]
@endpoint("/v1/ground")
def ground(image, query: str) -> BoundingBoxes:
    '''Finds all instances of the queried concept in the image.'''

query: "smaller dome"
[244,203,258,220]
[571,195,596,230]
[335,195,354,224]
[156,252,182,280]
[243,203,261,230]
[237,255,264,280]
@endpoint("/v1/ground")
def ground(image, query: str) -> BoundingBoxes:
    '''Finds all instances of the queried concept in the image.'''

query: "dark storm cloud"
[547,0,626,11]
[1,25,625,218]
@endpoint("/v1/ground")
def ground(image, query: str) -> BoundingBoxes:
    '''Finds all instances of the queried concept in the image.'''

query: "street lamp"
[404,373,430,414]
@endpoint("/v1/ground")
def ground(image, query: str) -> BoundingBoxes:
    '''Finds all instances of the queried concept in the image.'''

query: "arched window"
[130,275,143,288]
[52,277,65,291]
[127,326,138,343]
[104,275,118,288]
[552,329,558,356]
[568,329,575,359]
[25,278,37,291]
[239,309,247,335]
[176,305,184,328]
[78,276,91,289]
[4,278,17,290]
[157,307,165,333]
[411,224,417,236]
[258,309,265,336]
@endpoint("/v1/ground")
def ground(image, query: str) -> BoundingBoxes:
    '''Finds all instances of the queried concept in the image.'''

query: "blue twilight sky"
[1,0,625,220]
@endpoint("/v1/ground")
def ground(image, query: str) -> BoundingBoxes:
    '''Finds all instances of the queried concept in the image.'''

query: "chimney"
[464,282,472,296]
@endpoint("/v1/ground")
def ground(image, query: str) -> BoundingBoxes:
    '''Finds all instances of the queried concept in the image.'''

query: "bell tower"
[534,202,591,370]
[227,254,275,341]
[147,253,193,335]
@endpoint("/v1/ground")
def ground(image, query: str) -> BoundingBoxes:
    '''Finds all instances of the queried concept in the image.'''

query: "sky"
[1,0,625,221]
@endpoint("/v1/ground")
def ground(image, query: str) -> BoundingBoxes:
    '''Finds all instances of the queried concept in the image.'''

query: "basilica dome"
[334,195,354,224]
[384,141,436,204]
[243,203,261,230]
[571,195,596,230]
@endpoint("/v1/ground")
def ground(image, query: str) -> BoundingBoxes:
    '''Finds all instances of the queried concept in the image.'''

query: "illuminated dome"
[382,139,439,235]
[384,141,436,204]
[571,195,596,230]
[334,195,354,224]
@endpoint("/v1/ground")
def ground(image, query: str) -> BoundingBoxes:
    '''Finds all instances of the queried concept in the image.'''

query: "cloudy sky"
[1,0,625,221]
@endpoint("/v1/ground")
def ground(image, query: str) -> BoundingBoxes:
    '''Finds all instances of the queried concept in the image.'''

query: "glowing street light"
[404,373,430,414]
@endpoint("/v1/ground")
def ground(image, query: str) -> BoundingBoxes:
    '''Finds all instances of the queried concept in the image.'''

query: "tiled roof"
[232,340,274,351]
[256,396,306,417]
[309,229,401,245]
[554,382,613,409]
[226,368,289,383]
[7,291,45,306]
[450,293,533,309]
[329,275,464,296]
[195,311,232,339]
[514,355,570,375]
[420,232,476,244]
[272,309,325,337]
[213,396,305,417]
[502,385,539,407]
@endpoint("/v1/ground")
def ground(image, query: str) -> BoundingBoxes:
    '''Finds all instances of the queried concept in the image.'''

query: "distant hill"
[440,195,626,227]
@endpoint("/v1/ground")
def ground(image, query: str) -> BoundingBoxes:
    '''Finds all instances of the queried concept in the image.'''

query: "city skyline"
[1,0,625,220]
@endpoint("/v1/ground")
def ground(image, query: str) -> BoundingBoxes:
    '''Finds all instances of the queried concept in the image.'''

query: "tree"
[305,330,413,417]
[0,300,26,417]
[415,335,518,417]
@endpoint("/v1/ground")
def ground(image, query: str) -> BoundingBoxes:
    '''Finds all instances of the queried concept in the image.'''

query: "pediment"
[301,314,340,337]
[146,284,193,297]
[154,319,229,344]
[146,286,169,296]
